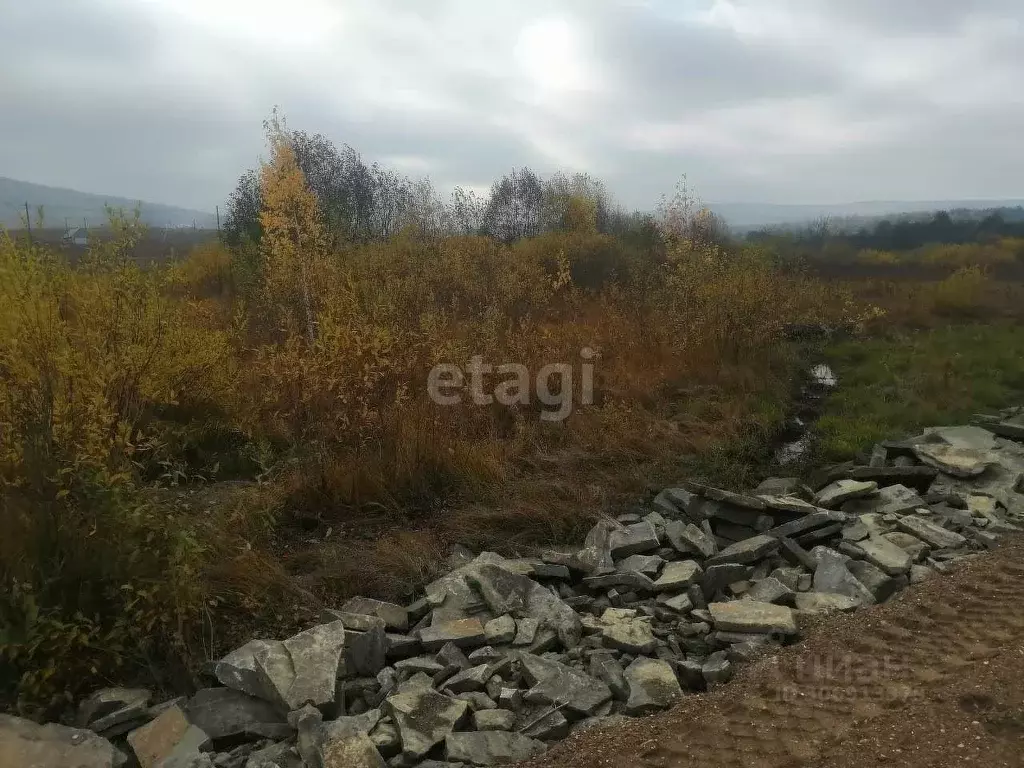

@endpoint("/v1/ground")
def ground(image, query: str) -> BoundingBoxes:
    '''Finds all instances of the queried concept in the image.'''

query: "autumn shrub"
[918,242,1016,269]
[927,265,992,317]
[856,248,900,266]
[167,240,234,299]
[1,123,871,711]
[854,240,1022,271]
[226,142,857,517]
[0,220,237,714]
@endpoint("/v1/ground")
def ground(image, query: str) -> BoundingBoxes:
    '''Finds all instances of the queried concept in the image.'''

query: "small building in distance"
[62,227,89,246]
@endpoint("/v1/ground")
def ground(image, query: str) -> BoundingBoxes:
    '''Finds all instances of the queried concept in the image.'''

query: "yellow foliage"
[563,194,598,234]
[857,249,900,265]
[257,123,327,342]
[0,148,869,712]
[929,265,991,317]
[918,242,1014,268]
[855,240,1021,271]
[999,237,1024,259]
[0,223,237,713]
[168,240,234,298]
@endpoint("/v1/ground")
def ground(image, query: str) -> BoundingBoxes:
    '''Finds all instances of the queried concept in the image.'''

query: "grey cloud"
[0,0,1021,214]
[805,0,1022,33]
[590,6,842,115]
[5,1,162,80]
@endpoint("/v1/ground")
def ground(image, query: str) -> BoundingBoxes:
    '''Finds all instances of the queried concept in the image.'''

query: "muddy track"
[522,537,1024,768]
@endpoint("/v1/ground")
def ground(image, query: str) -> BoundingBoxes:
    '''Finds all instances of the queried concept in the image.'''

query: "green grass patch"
[815,323,1024,462]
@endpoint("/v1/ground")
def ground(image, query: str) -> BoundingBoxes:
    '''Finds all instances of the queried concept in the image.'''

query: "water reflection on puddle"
[775,364,839,464]
[775,435,811,465]
[810,364,838,388]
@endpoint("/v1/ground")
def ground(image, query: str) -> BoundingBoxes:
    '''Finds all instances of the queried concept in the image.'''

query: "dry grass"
[841,268,1024,330]
[0,145,864,714]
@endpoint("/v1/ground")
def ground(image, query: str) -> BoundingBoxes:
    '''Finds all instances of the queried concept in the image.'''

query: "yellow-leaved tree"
[563,194,598,234]
[258,111,326,342]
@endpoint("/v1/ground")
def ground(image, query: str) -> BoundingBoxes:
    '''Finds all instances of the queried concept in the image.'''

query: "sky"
[1,0,1022,213]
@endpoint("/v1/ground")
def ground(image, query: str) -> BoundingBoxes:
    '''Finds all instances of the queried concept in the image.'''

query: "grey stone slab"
[896,516,968,549]
[623,658,682,715]
[384,689,469,760]
[445,731,546,766]
[708,601,797,635]
[705,535,780,567]
[608,522,661,559]
[517,653,612,717]
[254,622,348,711]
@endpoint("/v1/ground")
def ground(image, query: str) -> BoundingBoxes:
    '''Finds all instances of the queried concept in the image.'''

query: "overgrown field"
[1,123,1020,717]
[815,324,1024,462]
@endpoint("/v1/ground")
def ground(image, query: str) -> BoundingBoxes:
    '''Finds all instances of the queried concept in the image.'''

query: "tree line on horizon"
[222,119,727,252]
[753,207,1024,253]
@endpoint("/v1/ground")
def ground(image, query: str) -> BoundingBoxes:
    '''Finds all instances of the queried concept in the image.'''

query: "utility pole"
[24,202,32,244]
[216,205,221,236]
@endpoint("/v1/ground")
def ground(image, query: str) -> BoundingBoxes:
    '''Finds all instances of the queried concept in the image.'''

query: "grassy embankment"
[817,324,1024,461]
[793,231,1024,464]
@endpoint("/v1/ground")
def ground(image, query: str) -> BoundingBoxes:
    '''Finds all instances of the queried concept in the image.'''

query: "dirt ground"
[521,537,1024,768]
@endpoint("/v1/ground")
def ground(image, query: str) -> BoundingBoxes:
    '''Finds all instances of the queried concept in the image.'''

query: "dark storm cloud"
[0,0,1021,213]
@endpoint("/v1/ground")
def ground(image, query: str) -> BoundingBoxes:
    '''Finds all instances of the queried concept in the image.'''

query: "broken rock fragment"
[623,657,682,715]
[857,536,912,576]
[341,597,409,632]
[665,520,717,558]
[814,480,878,508]
[705,535,780,567]
[445,731,547,766]
[77,687,152,737]
[185,687,292,742]
[0,715,128,768]
[609,521,661,559]
[418,619,487,652]
[896,515,968,549]
[126,705,201,768]
[708,601,797,636]
[600,609,657,654]
[254,621,348,711]
[321,730,386,768]
[812,548,875,606]
[652,560,704,591]
[466,563,582,649]
[483,614,516,645]
[793,592,860,613]
[384,688,469,760]
[913,442,995,478]
[518,652,612,717]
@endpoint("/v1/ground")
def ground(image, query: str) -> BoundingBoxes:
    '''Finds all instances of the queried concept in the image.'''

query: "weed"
[815,324,1024,462]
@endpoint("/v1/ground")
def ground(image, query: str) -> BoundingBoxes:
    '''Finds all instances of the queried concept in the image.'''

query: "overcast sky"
[2,0,1022,212]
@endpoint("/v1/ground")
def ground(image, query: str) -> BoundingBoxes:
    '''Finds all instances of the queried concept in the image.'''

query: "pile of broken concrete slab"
[4,414,1024,768]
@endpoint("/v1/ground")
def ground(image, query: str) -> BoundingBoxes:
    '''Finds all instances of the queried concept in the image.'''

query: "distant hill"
[710,199,1024,231]
[0,177,217,229]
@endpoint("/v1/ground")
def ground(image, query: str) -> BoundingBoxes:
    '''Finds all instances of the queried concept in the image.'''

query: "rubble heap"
[5,412,1024,768]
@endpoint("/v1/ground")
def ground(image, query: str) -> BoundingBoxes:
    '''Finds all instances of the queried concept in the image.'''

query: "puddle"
[775,434,811,465]
[809,363,838,388]
[774,363,839,465]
